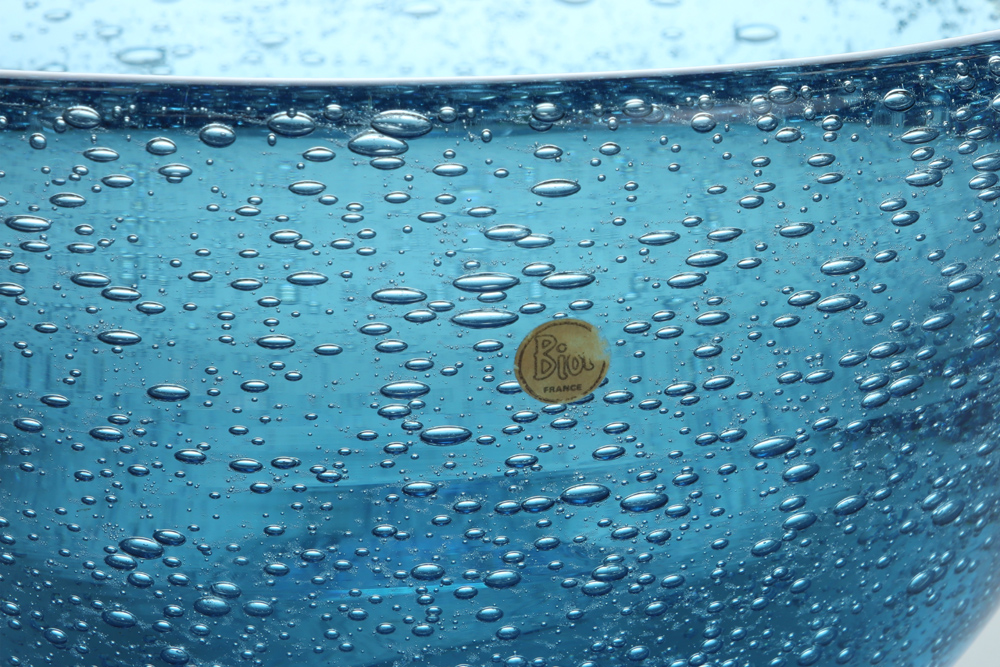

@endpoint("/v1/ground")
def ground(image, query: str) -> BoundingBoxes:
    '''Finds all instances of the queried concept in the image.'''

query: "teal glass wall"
[1,4,999,667]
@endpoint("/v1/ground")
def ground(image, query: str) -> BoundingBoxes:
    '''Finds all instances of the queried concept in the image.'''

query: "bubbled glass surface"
[1,3,999,667]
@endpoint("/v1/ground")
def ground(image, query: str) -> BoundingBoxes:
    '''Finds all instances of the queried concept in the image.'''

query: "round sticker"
[514,318,610,404]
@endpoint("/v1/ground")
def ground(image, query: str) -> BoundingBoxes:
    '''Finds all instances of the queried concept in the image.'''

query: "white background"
[956,607,1000,667]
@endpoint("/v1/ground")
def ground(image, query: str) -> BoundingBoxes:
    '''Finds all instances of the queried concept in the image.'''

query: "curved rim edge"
[0,30,998,87]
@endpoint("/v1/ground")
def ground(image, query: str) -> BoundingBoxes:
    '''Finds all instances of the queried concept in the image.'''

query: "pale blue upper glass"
[1,0,999,78]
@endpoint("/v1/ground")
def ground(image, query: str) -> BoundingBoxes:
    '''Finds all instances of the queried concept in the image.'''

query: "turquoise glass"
[1,3,998,667]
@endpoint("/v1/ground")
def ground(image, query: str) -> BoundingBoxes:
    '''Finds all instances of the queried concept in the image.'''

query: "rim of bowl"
[0,30,997,86]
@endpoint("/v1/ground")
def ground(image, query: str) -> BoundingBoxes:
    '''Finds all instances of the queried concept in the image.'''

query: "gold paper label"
[514,318,610,404]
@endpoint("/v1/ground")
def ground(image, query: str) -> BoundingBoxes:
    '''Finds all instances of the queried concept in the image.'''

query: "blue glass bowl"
[1,4,998,667]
